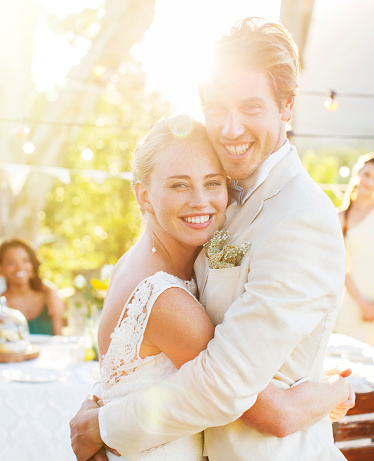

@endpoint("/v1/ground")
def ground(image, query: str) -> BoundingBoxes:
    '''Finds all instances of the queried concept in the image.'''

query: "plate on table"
[30,334,53,344]
[1,367,65,383]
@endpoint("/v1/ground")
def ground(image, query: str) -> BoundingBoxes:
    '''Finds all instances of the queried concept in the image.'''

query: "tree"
[0,0,156,242]
[280,0,315,68]
[40,59,173,288]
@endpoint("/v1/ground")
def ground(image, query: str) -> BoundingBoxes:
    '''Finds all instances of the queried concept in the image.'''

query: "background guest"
[0,238,64,335]
[335,153,374,345]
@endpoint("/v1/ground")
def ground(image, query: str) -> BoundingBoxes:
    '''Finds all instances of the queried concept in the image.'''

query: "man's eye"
[206,105,225,114]
[244,105,260,112]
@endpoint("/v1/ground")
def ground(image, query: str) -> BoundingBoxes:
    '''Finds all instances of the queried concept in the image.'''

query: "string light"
[23,141,35,154]
[1,116,150,132]
[15,124,30,139]
[324,90,339,112]
[91,65,106,78]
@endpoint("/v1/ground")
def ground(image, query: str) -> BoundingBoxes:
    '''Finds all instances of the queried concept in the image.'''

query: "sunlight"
[32,0,281,113]
[133,0,281,118]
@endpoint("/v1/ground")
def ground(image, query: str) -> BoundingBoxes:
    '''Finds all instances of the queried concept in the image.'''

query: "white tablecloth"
[0,335,99,461]
[325,333,374,392]
[1,333,373,460]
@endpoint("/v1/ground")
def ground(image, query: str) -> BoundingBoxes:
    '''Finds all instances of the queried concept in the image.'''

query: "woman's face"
[0,246,34,287]
[146,137,228,249]
[357,162,374,197]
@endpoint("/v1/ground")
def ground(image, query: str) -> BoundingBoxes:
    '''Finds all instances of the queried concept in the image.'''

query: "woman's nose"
[222,111,245,139]
[190,188,209,208]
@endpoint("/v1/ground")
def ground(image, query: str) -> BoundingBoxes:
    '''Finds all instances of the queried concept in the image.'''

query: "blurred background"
[0,0,373,312]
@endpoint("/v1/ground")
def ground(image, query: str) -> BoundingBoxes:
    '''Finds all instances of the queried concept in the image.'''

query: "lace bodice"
[100,271,203,461]
[101,271,198,402]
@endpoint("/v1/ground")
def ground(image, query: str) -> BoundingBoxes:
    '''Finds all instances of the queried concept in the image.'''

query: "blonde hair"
[199,17,299,109]
[342,152,374,237]
[131,114,210,188]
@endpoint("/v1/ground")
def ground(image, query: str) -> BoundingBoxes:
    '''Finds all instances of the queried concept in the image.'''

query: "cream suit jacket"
[102,147,347,460]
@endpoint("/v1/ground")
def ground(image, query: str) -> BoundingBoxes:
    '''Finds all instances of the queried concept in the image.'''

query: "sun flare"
[32,0,281,115]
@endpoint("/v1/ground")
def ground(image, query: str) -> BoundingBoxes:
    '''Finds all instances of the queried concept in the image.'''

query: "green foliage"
[38,61,173,288]
[300,147,369,207]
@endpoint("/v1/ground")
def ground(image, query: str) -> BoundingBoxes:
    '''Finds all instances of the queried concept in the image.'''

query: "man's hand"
[70,395,106,461]
[325,368,356,422]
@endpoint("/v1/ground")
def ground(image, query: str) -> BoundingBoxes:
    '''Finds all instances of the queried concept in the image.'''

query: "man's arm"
[93,208,344,459]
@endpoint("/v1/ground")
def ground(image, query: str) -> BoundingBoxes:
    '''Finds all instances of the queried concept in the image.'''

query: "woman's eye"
[171,183,188,189]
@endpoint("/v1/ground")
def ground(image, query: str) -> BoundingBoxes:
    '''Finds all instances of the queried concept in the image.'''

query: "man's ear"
[281,97,295,122]
[134,182,154,214]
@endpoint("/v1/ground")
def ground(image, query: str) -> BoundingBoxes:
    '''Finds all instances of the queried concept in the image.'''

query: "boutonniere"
[203,230,251,269]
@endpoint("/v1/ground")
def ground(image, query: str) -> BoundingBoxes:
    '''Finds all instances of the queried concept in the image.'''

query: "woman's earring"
[151,235,156,254]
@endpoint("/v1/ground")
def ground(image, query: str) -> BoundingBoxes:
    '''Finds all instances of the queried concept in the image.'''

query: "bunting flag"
[2,164,30,196]
[0,163,133,197]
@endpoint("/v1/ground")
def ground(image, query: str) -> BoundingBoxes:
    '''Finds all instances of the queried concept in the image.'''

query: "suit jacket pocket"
[203,266,241,326]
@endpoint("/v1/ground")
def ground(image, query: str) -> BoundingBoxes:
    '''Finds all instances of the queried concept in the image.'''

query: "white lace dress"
[101,271,204,461]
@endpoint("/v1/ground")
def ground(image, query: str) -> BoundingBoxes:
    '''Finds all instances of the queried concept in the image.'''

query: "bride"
[72,115,353,461]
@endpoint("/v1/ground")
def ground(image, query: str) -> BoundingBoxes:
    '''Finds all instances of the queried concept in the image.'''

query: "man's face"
[203,67,293,180]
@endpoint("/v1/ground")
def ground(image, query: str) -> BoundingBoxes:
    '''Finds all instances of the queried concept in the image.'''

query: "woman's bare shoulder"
[98,247,175,353]
[337,208,346,226]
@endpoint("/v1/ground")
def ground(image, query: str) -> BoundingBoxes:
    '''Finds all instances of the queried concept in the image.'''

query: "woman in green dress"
[0,238,64,335]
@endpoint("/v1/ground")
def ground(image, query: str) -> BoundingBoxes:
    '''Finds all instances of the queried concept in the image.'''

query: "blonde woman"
[335,153,374,345]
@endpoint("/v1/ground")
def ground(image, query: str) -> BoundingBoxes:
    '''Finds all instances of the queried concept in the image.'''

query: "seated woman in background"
[0,238,64,335]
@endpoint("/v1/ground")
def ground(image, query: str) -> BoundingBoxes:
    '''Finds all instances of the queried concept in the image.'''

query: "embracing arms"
[71,272,353,460]
[145,289,354,438]
[71,203,350,459]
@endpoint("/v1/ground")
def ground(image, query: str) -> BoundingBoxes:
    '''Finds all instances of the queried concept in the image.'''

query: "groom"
[71,18,348,460]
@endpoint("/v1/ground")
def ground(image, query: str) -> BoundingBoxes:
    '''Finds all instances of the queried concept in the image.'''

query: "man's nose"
[222,111,245,139]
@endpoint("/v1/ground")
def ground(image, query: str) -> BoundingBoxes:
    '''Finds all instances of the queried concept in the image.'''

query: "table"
[1,333,373,461]
[0,335,99,461]
[325,333,374,392]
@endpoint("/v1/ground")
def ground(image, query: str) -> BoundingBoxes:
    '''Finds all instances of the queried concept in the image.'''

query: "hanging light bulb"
[15,124,30,139]
[92,65,106,78]
[23,141,35,154]
[324,90,339,112]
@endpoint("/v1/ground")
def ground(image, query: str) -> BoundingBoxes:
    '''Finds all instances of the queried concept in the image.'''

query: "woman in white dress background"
[72,115,353,461]
[335,153,374,345]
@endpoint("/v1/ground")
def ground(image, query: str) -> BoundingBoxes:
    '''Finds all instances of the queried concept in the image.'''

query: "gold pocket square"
[203,230,251,269]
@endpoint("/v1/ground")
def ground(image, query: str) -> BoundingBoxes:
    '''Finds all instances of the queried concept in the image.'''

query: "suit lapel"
[198,147,303,300]
[223,148,303,245]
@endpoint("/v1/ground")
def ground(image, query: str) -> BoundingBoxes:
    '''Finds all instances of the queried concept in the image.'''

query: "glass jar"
[0,296,30,354]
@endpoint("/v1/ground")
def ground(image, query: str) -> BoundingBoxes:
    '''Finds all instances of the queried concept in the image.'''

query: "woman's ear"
[134,182,154,214]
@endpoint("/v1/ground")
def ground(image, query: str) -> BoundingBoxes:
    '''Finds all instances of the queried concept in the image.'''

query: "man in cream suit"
[71,18,347,460]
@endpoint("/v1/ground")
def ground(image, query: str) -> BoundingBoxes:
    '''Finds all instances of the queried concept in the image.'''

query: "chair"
[334,390,374,461]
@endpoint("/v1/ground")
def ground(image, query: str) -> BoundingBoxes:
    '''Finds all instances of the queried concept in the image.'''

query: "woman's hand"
[324,368,356,422]
[359,300,374,322]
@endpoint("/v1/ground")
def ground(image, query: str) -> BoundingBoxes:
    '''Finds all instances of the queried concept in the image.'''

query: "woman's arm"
[345,274,374,321]
[146,288,353,436]
[338,211,374,321]
[240,373,354,437]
